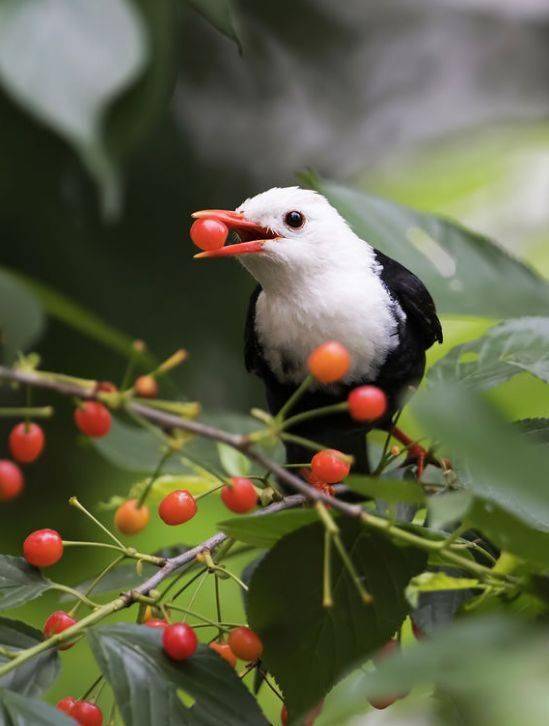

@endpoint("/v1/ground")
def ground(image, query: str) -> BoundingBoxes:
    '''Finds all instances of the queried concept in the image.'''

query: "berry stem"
[280,432,329,454]
[136,450,172,509]
[50,583,100,609]
[69,497,126,549]
[0,645,16,660]
[281,401,349,431]
[81,674,103,701]
[323,529,334,608]
[69,555,126,617]
[0,406,53,418]
[275,374,314,421]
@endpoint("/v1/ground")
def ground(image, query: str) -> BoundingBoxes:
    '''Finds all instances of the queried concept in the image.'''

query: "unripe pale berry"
[307,341,350,384]
[134,375,159,399]
[114,499,149,535]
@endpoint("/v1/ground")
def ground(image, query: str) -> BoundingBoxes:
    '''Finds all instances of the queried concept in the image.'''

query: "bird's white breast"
[255,267,403,386]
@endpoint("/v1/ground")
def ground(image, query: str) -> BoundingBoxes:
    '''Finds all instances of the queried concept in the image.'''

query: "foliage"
[0,3,547,726]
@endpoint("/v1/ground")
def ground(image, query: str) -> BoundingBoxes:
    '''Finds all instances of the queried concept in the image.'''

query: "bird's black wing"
[375,249,443,348]
[244,284,265,374]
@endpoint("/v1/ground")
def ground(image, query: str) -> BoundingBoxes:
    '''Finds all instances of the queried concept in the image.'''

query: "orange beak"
[191,209,278,259]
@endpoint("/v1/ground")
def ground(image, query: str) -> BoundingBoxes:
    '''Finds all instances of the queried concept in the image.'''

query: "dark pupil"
[286,211,303,228]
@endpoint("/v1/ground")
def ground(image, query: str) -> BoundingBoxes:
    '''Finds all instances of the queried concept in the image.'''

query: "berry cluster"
[57,696,103,725]
[0,420,45,502]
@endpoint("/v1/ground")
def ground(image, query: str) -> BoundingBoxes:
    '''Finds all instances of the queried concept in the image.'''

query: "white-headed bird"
[193,186,442,478]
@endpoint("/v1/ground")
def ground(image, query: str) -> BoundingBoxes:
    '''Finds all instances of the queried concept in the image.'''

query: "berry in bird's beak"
[190,209,278,259]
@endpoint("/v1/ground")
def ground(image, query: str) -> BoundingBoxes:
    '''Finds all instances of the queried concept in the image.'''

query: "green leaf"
[427,490,473,530]
[0,0,147,216]
[0,618,60,696]
[0,687,73,724]
[186,0,242,52]
[218,509,318,548]
[413,384,549,535]
[9,269,156,366]
[128,474,216,504]
[303,173,549,318]
[0,268,44,362]
[0,556,52,611]
[428,317,549,389]
[346,475,425,505]
[318,617,548,726]
[217,443,250,477]
[89,624,268,725]
[406,572,480,608]
[516,418,549,447]
[467,500,549,569]
[247,518,426,718]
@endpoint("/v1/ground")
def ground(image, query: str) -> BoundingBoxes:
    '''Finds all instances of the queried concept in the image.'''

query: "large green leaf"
[413,384,549,535]
[0,688,72,725]
[89,624,268,725]
[218,509,318,548]
[428,318,549,389]
[10,269,156,365]
[0,618,60,697]
[185,0,241,52]
[304,173,549,318]
[93,411,282,476]
[0,269,44,362]
[319,617,549,726]
[247,519,426,718]
[516,418,549,447]
[0,556,52,611]
[0,0,147,216]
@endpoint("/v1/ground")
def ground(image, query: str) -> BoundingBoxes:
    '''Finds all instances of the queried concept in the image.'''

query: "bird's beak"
[191,209,278,259]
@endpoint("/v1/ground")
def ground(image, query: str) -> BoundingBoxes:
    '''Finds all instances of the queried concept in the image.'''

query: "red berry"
[158,490,197,526]
[307,341,350,384]
[347,385,387,422]
[43,610,77,650]
[114,499,150,535]
[190,218,228,251]
[96,381,118,393]
[23,529,63,567]
[72,700,103,726]
[281,705,288,725]
[9,422,45,464]
[209,641,237,668]
[0,460,24,501]
[57,696,78,716]
[311,449,350,484]
[145,618,168,629]
[227,626,263,661]
[74,401,111,438]
[134,375,159,399]
[220,477,257,514]
[368,695,399,710]
[162,622,198,661]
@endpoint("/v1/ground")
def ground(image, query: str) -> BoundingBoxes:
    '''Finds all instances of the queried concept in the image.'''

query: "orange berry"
[114,499,150,535]
[209,641,237,668]
[134,375,159,399]
[307,341,350,384]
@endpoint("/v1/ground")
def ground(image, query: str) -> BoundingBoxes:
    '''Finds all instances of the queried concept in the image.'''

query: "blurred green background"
[0,0,548,722]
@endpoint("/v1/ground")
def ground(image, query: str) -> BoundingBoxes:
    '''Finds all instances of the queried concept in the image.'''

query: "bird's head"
[192,186,367,288]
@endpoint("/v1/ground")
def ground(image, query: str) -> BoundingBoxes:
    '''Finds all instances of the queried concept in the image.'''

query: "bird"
[192,186,442,481]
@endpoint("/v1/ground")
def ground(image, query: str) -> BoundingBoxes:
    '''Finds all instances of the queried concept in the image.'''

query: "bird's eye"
[284,210,305,229]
